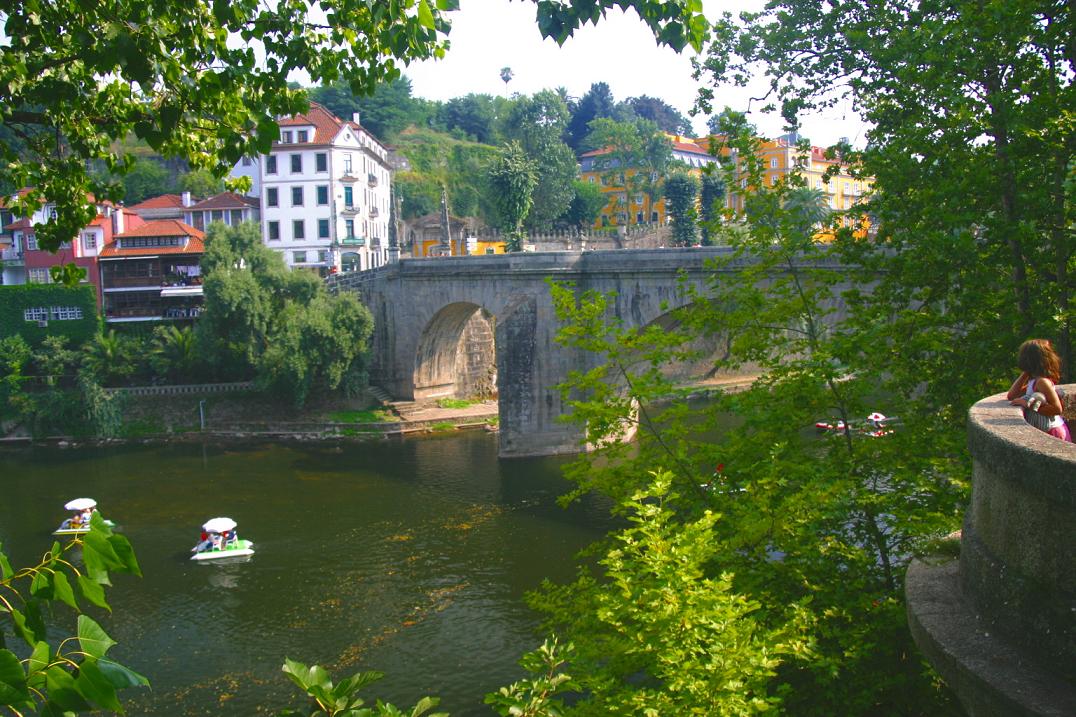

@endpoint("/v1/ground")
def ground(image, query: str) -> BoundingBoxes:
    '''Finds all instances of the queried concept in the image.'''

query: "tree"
[700,0,1075,384]
[619,95,693,135]
[540,118,968,715]
[566,82,618,152]
[559,179,608,231]
[488,142,538,252]
[122,158,173,205]
[664,171,699,245]
[584,117,673,226]
[198,223,374,404]
[500,66,514,97]
[501,90,579,230]
[0,0,709,259]
[698,171,725,245]
[442,93,500,144]
[308,76,422,141]
[179,169,225,199]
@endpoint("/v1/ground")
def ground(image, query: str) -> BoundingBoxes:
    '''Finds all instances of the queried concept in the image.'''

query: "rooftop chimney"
[352,112,361,125]
[113,207,124,236]
[182,191,192,207]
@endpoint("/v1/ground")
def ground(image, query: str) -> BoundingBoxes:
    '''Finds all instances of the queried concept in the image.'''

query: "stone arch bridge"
[328,248,851,457]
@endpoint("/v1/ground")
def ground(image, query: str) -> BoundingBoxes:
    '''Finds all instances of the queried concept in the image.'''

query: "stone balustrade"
[906,386,1075,716]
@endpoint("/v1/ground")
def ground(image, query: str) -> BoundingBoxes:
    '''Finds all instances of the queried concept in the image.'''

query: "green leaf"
[0,546,13,580]
[45,665,93,712]
[52,571,78,610]
[97,659,150,690]
[74,659,123,712]
[416,0,435,29]
[0,649,29,705]
[28,641,51,676]
[106,533,142,577]
[30,569,54,599]
[77,615,116,659]
[77,574,109,610]
[10,601,46,647]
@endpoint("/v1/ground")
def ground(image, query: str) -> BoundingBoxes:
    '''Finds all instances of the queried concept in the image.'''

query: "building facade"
[184,192,259,232]
[98,219,205,323]
[579,136,719,228]
[0,190,143,305]
[234,103,394,275]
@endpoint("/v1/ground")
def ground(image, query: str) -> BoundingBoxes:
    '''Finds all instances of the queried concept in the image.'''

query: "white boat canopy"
[64,498,97,511]
[202,517,237,533]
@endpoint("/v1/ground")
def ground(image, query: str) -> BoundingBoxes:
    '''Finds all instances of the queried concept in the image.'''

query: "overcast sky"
[403,0,869,147]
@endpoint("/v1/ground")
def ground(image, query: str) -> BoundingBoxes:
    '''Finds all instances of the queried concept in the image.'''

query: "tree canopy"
[0,0,708,263]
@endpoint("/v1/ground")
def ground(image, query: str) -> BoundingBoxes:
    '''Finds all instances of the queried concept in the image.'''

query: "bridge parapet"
[906,388,1076,716]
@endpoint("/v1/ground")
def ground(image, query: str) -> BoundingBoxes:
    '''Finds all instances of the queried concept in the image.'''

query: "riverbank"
[0,389,500,447]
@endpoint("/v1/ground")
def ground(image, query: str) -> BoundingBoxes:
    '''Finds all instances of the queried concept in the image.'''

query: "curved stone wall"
[963,387,1075,670]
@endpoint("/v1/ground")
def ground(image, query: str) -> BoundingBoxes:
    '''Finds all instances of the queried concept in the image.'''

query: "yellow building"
[578,135,718,229]
[579,132,872,235]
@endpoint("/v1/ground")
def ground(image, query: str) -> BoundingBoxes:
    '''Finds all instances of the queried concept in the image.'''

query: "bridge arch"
[413,302,497,400]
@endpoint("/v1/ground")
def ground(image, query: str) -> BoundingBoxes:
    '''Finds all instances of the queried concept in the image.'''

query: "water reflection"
[0,433,605,716]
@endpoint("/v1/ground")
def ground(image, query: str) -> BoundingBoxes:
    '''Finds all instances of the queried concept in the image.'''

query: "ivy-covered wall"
[0,284,99,346]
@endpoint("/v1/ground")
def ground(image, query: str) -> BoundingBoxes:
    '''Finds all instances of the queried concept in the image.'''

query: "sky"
[403,0,869,147]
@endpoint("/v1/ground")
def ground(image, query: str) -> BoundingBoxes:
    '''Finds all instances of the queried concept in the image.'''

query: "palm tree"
[82,330,134,386]
[152,325,198,382]
[499,66,513,97]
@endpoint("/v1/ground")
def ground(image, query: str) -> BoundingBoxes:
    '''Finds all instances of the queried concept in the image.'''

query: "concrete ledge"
[906,556,1076,717]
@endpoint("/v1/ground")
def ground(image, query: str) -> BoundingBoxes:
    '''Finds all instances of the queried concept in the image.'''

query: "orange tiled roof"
[189,192,259,211]
[100,235,204,259]
[276,102,387,150]
[114,219,203,239]
[3,217,32,231]
[129,194,185,210]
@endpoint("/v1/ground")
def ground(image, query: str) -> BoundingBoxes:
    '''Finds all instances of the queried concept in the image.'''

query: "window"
[82,232,96,250]
[317,250,329,263]
[28,268,50,284]
[51,306,83,321]
[771,175,778,186]
[267,221,280,240]
[345,219,355,238]
[588,176,595,183]
[344,186,353,208]
[343,154,353,174]
[634,193,643,204]
[266,156,277,174]
[25,236,38,251]
[318,219,330,239]
[281,130,293,143]
[292,251,307,264]
[291,186,304,207]
[650,211,659,222]
[635,212,644,224]
[230,209,243,224]
[292,219,305,240]
[267,187,278,207]
[316,185,328,205]
[290,154,302,173]
[297,130,308,143]
[24,307,49,321]
[770,157,778,168]
[315,153,327,173]
[740,178,747,189]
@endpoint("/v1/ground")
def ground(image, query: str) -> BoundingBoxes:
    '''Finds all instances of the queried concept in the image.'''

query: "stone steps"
[366,385,394,406]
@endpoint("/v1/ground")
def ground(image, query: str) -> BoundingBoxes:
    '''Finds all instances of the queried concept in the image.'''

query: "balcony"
[1,247,24,266]
[369,236,381,248]
[367,173,378,187]
[341,204,358,215]
[368,207,379,218]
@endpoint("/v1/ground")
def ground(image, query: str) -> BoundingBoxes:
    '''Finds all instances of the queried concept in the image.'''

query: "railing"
[369,207,379,218]
[367,173,378,187]
[1,247,24,264]
[106,381,254,397]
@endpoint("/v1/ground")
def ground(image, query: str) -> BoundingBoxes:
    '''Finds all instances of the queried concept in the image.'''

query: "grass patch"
[429,421,457,432]
[484,416,500,426]
[120,418,165,438]
[435,397,475,409]
[328,409,400,424]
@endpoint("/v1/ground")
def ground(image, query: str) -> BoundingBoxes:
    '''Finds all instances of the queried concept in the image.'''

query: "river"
[0,432,611,716]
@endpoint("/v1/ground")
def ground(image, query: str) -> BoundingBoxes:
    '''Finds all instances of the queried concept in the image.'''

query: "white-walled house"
[234,103,394,274]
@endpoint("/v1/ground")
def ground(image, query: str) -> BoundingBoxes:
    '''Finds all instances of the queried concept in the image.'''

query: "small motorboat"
[191,517,255,561]
[54,498,115,535]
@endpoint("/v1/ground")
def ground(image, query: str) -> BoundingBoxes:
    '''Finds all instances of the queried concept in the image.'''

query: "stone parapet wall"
[963,388,1075,669]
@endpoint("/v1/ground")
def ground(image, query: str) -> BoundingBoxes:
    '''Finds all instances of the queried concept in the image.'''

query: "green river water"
[0,432,611,716]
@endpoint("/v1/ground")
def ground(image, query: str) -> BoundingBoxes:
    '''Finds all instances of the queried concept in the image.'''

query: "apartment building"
[0,190,144,305]
[234,102,393,274]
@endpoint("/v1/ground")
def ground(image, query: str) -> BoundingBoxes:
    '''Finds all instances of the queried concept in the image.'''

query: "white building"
[235,103,394,274]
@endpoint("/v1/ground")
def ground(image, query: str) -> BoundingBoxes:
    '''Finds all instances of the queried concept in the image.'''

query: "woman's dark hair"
[1017,339,1061,382]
